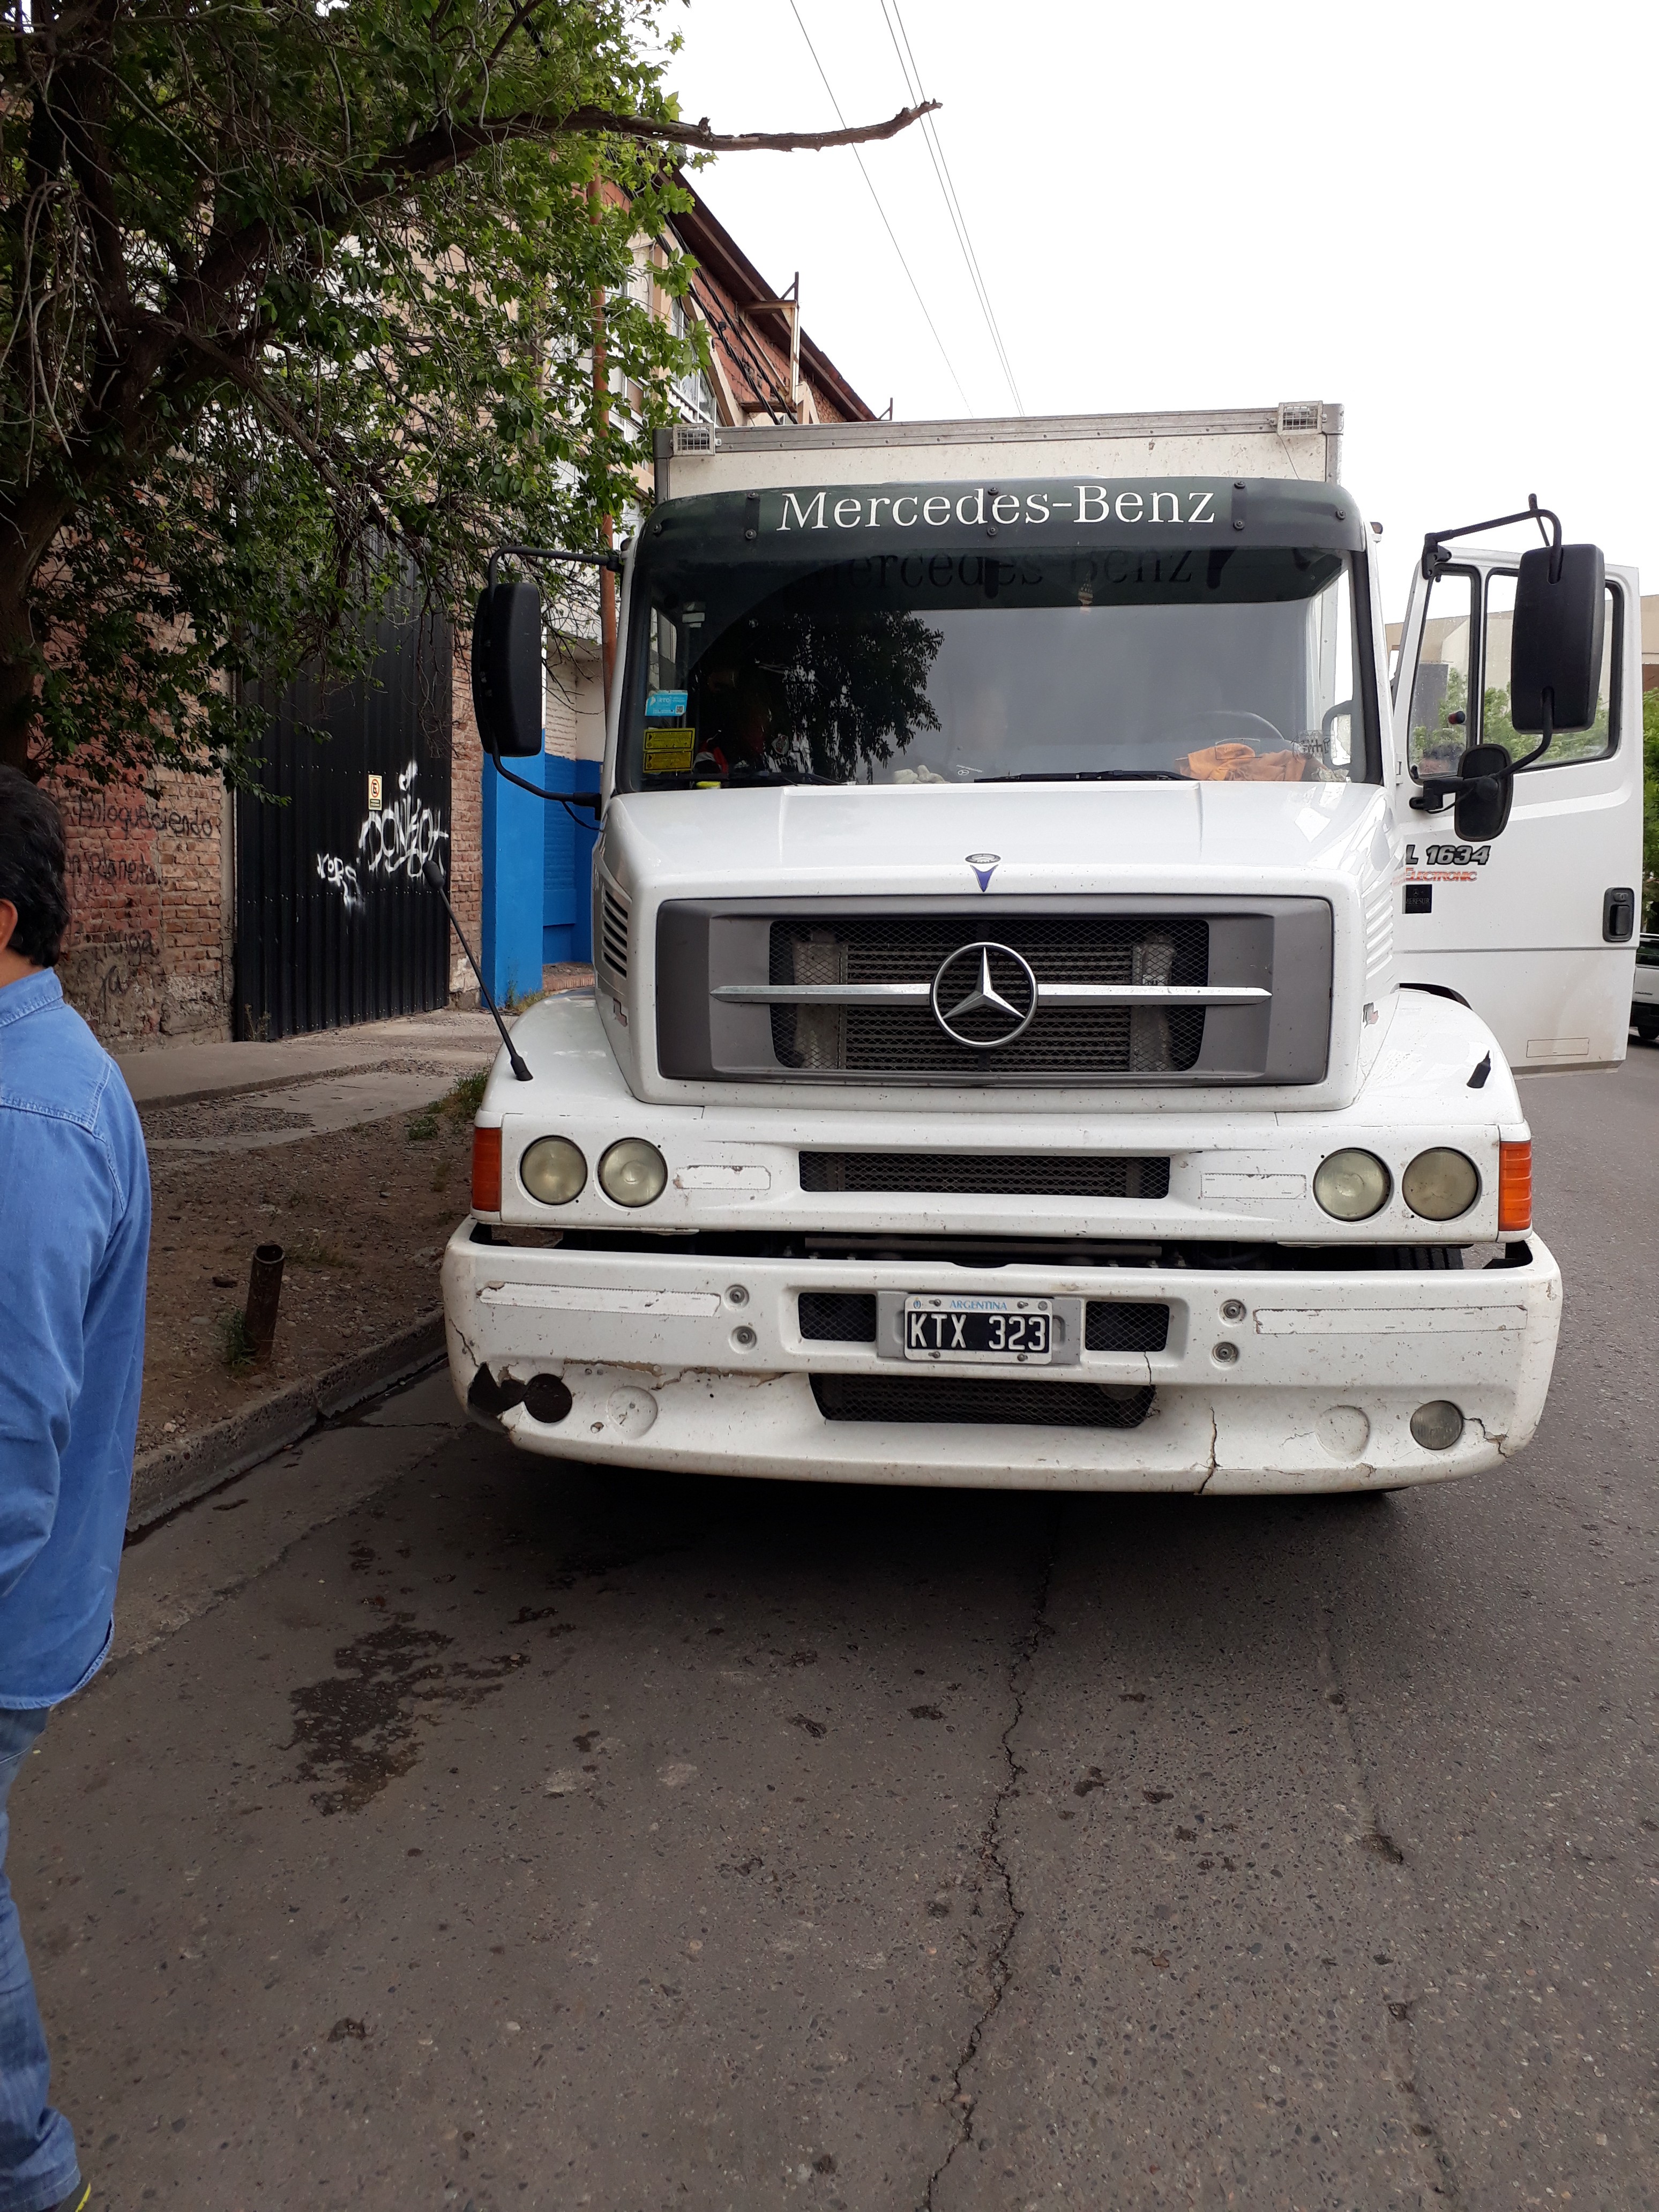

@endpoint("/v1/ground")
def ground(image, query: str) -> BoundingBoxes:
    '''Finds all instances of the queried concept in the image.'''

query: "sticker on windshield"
[644,727,695,775]
[646,689,688,719]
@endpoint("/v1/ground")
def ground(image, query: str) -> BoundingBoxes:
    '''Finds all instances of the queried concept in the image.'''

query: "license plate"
[902,1295,1052,1364]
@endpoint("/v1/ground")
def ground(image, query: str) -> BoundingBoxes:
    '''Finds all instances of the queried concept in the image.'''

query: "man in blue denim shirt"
[0,768,149,2212]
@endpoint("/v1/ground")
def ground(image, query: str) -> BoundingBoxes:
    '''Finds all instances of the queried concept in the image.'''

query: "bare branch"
[579,99,942,155]
[329,99,943,214]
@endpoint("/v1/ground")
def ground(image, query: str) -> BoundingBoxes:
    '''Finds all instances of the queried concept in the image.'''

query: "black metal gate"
[235,584,453,1039]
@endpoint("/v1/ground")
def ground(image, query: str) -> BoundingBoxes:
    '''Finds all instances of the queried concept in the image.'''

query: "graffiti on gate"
[316,852,365,914]
[361,759,449,881]
[316,761,447,913]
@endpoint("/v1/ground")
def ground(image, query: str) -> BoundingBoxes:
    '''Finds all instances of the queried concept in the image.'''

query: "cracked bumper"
[442,1227,1562,1494]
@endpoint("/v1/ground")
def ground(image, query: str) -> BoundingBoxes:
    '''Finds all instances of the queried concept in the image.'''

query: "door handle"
[1603,887,1635,943]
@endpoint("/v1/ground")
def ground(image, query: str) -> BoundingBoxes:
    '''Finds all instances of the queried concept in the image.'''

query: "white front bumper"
[442,1226,1562,1494]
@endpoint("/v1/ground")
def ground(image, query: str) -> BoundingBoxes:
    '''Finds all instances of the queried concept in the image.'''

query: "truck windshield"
[622,544,1372,790]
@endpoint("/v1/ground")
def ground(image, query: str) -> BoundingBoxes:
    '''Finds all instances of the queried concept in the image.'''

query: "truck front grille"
[799,1152,1170,1198]
[771,915,1208,1078]
[1085,1301,1170,1351]
[812,1374,1155,1428]
[654,896,1333,1087]
[798,1291,878,1342]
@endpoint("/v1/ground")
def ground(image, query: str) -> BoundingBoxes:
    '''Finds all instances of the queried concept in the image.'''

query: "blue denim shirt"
[0,970,150,1705]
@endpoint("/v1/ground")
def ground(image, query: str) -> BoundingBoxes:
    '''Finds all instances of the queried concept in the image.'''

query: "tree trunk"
[0,587,42,778]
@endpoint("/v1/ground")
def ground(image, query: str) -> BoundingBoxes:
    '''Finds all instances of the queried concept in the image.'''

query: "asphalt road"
[12,1047,1656,2212]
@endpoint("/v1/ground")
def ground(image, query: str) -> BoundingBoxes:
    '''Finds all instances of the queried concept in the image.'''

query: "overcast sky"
[665,0,1655,620]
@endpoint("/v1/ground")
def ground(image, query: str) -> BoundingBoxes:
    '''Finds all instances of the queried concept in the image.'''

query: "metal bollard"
[244,1242,286,1365]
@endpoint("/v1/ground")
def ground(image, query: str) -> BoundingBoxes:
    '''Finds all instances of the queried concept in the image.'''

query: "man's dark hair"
[0,766,71,969]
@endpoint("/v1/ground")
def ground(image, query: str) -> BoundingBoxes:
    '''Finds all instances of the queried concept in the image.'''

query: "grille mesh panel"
[1085,1301,1171,1352]
[600,885,629,978]
[800,1152,1170,1199]
[812,1373,1154,1428]
[771,915,1208,1077]
[798,1291,878,1342]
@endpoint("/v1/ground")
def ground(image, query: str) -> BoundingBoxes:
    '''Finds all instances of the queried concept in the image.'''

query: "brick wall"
[449,633,483,997]
[53,766,231,1046]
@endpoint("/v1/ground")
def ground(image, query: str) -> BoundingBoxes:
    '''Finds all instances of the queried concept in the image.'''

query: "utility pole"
[587,180,617,709]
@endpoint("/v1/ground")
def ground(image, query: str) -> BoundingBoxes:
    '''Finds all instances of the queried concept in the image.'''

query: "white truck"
[443,404,1643,1494]
[1634,934,1658,1044]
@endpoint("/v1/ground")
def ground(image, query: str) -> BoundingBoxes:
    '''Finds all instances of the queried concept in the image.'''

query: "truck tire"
[1634,1009,1659,1044]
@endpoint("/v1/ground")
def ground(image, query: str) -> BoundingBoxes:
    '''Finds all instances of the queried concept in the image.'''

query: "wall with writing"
[54,767,231,1045]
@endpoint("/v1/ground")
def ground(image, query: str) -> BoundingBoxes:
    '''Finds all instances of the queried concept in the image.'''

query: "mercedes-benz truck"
[443,403,1641,1494]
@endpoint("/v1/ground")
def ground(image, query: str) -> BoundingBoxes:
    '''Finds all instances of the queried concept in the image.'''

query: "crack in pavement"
[920,1501,1063,2211]
[1318,1608,1465,2208]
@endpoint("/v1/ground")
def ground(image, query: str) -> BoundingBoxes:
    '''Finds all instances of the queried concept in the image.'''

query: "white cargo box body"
[444,400,1646,1494]
[653,402,1346,503]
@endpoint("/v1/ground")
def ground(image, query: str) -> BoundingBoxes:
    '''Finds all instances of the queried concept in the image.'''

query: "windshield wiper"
[726,766,851,788]
[982,769,1188,783]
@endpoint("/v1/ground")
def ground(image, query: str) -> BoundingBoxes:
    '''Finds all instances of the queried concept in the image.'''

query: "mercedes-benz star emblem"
[965,851,1000,891]
[931,941,1038,1049]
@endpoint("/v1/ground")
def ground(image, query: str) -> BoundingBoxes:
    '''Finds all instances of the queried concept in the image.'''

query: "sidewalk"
[117,963,595,1111]
[118,975,594,1515]
[116,1004,506,1108]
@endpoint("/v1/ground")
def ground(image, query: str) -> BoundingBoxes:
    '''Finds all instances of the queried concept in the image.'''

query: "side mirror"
[471,579,543,757]
[1509,544,1604,735]
[1453,742,1514,842]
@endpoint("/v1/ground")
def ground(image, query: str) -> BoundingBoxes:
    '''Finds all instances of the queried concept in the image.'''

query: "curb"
[128,1312,449,1535]
[130,1053,491,1116]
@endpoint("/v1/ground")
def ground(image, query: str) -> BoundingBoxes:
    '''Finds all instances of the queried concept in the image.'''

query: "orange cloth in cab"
[1178,742,1309,782]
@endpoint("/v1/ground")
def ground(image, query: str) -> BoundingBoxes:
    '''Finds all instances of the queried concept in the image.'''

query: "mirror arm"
[486,543,624,590]
[1420,492,1562,580]
[1410,694,1551,822]
[1506,693,1553,774]
[483,731,602,827]
[1408,774,1460,815]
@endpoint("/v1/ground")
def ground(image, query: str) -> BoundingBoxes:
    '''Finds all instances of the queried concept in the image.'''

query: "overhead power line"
[878,0,1025,415]
[786,0,974,416]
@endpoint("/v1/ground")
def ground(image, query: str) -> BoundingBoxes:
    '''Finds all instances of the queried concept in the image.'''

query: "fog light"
[1313,1148,1391,1221]
[520,1135,587,1205]
[523,1373,573,1424]
[1402,1147,1479,1221]
[598,1137,668,1207]
[1409,1400,1464,1451]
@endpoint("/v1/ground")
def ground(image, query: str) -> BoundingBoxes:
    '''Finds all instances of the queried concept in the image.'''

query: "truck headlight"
[520,1135,587,1205]
[1313,1149,1391,1221]
[1401,1148,1479,1221]
[599,1138,668,1207]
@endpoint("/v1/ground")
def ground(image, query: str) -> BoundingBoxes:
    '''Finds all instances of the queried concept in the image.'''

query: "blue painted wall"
[542,756,602,965]
[480,749,601,1002]
[479,748,548,1005]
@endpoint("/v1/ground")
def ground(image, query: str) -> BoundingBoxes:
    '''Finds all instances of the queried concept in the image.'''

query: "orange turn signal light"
[471,1125,503,1214]
[1497,1139,1532,1234]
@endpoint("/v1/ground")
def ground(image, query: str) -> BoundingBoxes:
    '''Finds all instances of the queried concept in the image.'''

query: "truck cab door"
[1390,549,1642,1071]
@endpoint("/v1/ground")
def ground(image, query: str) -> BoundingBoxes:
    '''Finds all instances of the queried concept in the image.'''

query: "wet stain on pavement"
[285,1612,528,1813]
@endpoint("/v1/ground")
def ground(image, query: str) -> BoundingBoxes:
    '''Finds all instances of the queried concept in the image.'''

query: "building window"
[670,295,718,424]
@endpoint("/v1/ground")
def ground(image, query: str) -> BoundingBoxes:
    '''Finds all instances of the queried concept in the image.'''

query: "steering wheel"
[1157,709,1288,751]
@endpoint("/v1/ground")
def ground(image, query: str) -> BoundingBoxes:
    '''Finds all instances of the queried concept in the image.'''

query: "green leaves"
[1,0,700,778]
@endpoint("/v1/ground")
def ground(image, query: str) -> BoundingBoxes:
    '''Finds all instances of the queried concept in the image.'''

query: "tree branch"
[327,98,943,219]
[589,98,941,154]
